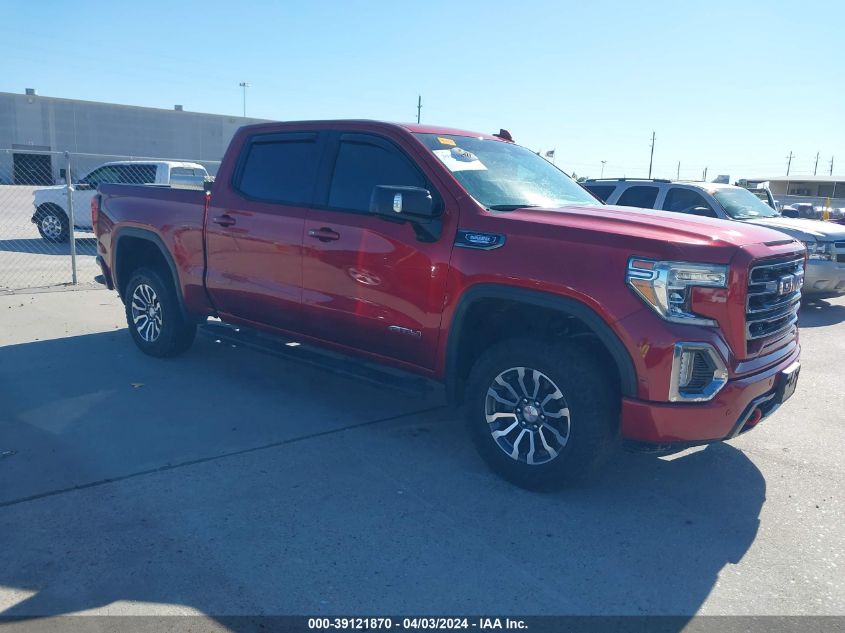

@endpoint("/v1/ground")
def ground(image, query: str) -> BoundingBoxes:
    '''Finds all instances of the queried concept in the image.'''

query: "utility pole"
[600,160,606,178]
[814,152,820,176]
[676,161,680,180]
[786,151,794,176]
[416,95,422,124]
[703,167,708,181]
[648,131,656,178]
[239,82,250,117]
[830,156,835,176]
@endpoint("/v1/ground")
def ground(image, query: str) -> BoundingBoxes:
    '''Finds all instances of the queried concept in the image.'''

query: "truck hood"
[509,204,794,249]
[740,216,845,242]
[33,185,68,200]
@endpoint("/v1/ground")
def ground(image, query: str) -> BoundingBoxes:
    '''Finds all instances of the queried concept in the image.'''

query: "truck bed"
[97,183,211,313]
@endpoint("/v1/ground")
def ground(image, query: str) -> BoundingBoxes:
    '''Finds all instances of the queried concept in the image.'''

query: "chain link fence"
[0,149,218,292]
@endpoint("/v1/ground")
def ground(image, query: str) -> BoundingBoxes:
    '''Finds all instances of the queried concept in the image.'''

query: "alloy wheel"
[131,283,163,343]
[40,214,63,239]
[485,367,571,465]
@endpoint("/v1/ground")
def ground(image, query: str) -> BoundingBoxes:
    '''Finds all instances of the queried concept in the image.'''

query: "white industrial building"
[740,176,845,208]
[0,89,266,185]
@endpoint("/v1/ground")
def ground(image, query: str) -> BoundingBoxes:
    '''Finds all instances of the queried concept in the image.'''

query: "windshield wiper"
[487,204,541,212]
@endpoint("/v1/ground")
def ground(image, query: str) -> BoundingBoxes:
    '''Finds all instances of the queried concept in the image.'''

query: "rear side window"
[663,188,715,214]
[115,164,157,184]
[237,134,320,204]
[171,167,205,177]
[616,185,659,208]
[583,184,615,202]
[328,135,425,212]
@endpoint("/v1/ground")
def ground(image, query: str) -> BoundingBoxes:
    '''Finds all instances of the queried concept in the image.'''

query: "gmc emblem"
[777,274,797,295]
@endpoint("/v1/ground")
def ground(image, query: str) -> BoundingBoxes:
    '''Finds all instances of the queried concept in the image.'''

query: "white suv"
[583,178,845,297]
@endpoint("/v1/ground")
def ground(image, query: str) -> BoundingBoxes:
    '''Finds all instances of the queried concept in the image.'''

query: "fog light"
[677,350,695,388]
[669,343,728,402]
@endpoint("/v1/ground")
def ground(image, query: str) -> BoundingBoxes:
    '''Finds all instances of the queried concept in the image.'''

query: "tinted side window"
[663,188,715,213]
[328,138,424,212]
[116,165,157,184]
[616,185,660,208]
[238,136,320,204]
[79,167,105,186]
[171,167,204,177]
[583,184,615,202]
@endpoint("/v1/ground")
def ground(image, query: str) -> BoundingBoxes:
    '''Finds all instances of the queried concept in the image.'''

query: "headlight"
[626,258,728,327]
[803,241,833,261]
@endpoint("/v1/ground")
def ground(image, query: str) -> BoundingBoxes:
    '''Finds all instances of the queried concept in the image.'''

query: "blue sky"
[3,0,842,179]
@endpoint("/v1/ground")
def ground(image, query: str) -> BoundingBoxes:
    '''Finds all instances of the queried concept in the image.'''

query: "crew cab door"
[300,132,456,370]
[204,132,324,331]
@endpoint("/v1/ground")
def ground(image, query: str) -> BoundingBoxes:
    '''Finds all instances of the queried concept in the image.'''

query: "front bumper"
[803,258,845,295]
[620,343,800,443]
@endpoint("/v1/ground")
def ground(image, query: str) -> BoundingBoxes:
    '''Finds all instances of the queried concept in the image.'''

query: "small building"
[0,89,267,185]
[739,176,845,208]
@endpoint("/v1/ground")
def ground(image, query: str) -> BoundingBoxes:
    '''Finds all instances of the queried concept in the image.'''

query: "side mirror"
[370,185,435,219]
[687,206,718,218]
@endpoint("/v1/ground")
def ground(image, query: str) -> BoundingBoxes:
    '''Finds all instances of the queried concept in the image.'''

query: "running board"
[199,321,437,397]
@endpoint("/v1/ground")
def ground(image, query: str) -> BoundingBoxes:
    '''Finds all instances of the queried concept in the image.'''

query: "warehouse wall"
[0,91,268,183]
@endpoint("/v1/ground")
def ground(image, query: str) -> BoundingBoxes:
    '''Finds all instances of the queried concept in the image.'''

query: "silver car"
[583,178,845,297]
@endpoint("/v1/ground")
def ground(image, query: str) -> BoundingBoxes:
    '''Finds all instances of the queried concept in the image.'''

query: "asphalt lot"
[0,288,843,623]
[0,185,99,292]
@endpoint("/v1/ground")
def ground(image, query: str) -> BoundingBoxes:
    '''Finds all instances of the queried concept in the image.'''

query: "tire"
[35,206,69,243]
[464,338,618,490]
[124,267,196,357]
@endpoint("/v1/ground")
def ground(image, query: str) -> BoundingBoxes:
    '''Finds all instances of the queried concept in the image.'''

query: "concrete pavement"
[0,289,843,620]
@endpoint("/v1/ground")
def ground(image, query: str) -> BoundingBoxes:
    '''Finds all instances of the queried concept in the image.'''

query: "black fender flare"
[113,227,188,317]
[444,284,638,401]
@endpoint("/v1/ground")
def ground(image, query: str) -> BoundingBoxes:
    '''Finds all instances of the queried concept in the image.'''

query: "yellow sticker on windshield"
[437,137,456,146]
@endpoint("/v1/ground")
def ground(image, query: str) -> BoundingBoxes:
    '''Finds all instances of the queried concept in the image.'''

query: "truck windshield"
[414,133,599,210]
[712,188,780,220]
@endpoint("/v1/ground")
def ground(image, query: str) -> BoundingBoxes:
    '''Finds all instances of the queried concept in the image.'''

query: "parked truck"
[33,160,208,242]
[93,121,804,488]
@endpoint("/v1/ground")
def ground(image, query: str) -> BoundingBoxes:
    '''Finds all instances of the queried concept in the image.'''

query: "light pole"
[239,82,251,117]
[648,131,656,178]
[600,160,606,178]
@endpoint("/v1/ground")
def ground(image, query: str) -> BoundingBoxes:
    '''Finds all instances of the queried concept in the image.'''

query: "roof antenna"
[494,129,513,142]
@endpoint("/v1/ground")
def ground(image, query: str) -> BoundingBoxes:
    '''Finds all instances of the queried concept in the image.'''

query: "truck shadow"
[0,331,765,627]
[0,237,97,256]
[800,297,845,327]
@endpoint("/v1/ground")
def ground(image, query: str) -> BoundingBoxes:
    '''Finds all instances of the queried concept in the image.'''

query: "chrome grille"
[746,256,804,341]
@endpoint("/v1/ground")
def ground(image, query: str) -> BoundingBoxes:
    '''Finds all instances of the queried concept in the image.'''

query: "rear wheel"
[124,267,196,357]
[465,338,618,489]
[35,206,69,243]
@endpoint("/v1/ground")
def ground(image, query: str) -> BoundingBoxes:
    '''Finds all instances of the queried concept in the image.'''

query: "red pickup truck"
[93,120,804,488]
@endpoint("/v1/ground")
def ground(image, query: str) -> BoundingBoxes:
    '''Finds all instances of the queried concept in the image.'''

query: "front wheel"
[124,267,196,357]
[35,207,69,242]
[464,339,618,489]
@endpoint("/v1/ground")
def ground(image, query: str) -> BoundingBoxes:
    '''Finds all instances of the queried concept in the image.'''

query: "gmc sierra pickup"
[93,120,805,488]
